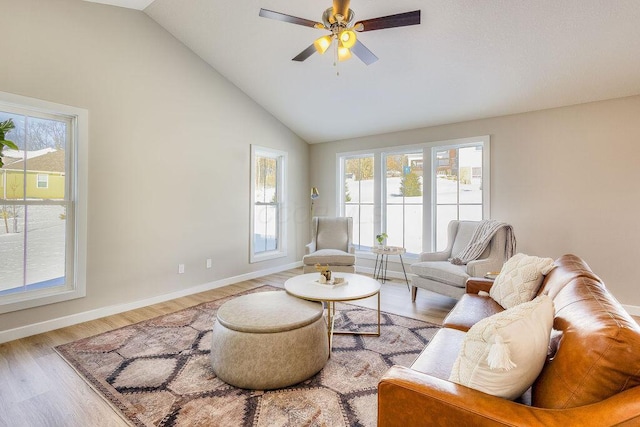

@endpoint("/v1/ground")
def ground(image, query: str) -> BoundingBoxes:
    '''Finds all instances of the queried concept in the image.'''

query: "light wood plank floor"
[1,269,637,426]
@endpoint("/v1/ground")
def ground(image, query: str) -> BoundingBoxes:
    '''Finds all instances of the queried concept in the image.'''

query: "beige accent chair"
[303,217,356,273]
[410,220,509,301]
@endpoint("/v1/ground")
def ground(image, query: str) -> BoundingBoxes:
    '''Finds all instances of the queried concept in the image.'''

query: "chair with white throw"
[410,220,515,301]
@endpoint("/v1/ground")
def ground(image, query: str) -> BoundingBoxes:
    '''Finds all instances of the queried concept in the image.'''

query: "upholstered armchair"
[410,220,513,301]
[302,217,356,273]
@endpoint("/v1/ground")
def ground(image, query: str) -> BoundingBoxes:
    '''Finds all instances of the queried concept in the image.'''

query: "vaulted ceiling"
[85,0,640,143]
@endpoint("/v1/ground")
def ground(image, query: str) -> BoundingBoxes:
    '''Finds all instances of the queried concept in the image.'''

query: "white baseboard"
[0,261,302,344]
[356,266,413,282]
[4,260,635,345]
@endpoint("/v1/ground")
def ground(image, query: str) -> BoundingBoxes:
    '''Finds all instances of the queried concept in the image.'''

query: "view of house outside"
[0,111,67,294]
[435,146,483,250]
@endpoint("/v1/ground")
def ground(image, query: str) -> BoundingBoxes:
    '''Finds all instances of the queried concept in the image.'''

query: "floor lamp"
[310,187,319,220]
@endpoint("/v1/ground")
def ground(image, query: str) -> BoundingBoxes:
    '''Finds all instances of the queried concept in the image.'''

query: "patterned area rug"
[56,285,440,426]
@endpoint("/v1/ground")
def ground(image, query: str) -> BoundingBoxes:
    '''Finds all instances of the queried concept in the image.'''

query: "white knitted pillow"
[489,253,555,309]
[449,295,554,400]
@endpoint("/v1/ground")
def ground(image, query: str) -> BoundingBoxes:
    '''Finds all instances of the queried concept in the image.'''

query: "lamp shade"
[339,30,357,49]
[338,46,352,61]
[313,35,333,54]
[311,187,320,199]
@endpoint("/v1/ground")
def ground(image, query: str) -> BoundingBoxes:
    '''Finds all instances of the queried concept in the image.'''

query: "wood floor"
[3,268,638,426]
[0,268,456,427]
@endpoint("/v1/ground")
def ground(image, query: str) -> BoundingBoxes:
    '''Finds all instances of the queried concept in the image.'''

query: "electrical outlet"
[178,264,185,274]
[206,258,212,269]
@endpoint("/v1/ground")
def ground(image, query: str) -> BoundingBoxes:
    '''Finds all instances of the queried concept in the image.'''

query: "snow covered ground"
[0,205,65,292]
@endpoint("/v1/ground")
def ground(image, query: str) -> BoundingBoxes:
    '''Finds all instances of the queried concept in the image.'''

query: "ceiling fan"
[259,0,420,65]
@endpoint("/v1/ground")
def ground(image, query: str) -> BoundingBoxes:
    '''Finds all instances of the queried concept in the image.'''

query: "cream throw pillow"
[490,253,555,309]
[449,295,554,400]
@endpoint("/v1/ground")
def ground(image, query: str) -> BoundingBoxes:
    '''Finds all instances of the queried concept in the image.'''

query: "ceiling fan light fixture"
[313,35,333,54]
[338,45,352,61]
[339,30,357,49]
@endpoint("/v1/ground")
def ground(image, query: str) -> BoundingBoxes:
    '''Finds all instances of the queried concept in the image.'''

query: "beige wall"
[0,0,309,332]
[310,95,640,309]
[2,0,639,336]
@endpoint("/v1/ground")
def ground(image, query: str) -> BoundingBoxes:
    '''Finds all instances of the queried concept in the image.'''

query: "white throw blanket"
[450,220,516,265]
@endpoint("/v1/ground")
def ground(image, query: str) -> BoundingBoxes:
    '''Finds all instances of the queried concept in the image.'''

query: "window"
[250,145,287,262]
[433,143,488,250]
[341,155,375,250]
[338,136,489,256]
[37,174,49,189]
[383,151,423,254]
[0,91,87,313]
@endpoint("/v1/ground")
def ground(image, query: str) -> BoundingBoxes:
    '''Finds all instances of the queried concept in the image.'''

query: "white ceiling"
[86,0,640,143]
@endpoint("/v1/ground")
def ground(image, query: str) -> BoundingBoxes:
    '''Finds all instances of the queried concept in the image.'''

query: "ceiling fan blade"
[292,44,317,62]
[355,10,421,32]
[351,40,378,65]
[332,0,351,19]
[259,9,322,29]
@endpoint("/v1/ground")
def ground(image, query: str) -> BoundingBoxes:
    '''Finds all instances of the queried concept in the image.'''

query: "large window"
[434,144,486,250]
[250,145,287,262]
[338,136,489,256]
[383,151,424,254]
[342,155,375,250]
[0,91,87,313]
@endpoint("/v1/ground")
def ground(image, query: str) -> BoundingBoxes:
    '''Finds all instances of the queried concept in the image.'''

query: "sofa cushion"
[303,249,355,266]
[442,293,504,332]
[410,328,466,381]
[490,253,555,309]
[410,261,469,288]
[449,295,554,400]
[532,276,640,409]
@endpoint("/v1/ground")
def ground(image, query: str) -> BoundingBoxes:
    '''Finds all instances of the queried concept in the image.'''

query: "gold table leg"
[329,291,381,344]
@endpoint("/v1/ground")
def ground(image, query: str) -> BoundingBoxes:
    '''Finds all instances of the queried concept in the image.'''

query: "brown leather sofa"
[378,254,640,426]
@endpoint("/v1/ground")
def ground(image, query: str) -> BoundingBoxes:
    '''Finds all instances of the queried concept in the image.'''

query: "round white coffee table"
[284,273,381,349]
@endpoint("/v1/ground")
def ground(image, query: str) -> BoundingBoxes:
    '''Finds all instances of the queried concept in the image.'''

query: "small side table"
[372,246,410,290]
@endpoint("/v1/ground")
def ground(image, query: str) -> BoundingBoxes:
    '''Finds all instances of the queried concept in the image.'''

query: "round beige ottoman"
[210,290,329,390]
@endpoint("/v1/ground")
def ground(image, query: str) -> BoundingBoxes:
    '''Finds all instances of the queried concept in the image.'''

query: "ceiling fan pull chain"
[334,41,340,76]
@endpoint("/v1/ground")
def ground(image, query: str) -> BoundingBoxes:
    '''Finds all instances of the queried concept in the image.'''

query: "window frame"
[429,137,491,252]
[0,91,88,314]
[249,145,287,263]
[338,153,377,251]
[381,148,425,255]
[337,135,490,257]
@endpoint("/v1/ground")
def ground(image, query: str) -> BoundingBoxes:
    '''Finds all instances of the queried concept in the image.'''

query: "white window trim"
[249,145,287,263]
[37,174,49,189]
[0,91,88,314]
[381,147,425,254]
[428,136,491,252]
[336,135,490,256]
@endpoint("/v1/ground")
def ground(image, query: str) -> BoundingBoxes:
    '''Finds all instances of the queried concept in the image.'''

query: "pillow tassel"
[487,334,517,371]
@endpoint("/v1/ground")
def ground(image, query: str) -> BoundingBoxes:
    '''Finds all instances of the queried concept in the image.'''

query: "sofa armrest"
[378,366,640,427]
[466,257,503,277]
[466,277,494,294]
